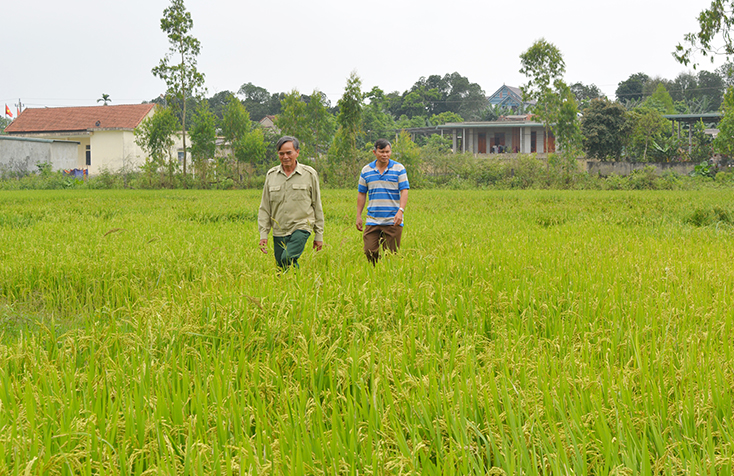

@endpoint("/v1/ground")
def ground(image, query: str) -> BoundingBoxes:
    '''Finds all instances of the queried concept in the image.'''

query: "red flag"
[5,105,12,118]
[16,107,20,117]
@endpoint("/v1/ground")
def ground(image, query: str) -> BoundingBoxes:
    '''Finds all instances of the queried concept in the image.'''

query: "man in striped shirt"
[356,139,410,264]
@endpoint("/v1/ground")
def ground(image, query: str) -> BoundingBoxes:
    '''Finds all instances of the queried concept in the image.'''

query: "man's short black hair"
[277,136,300,151]
[374,139,391,150]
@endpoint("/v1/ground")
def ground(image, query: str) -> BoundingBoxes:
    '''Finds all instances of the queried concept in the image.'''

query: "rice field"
[0,188,733,475]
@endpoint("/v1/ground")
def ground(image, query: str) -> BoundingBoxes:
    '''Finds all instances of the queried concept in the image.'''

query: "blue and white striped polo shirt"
[358,159,410,226]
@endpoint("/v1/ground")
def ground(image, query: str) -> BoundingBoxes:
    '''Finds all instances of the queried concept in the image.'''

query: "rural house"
[4,103,162,174]
[437,115,554,154]
[487,85,535,112]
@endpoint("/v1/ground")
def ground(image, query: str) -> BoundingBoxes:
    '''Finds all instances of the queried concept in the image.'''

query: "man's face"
[278,141,300,169]
[373,145,391,165]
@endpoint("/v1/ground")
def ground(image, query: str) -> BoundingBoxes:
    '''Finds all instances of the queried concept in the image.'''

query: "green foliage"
[151,0,206,177]
[363,87,397,145]
[392,131,422,186]
[715,86,734,157]
[690,120,715,161]
[0,117,10,134]
[642,83,676,114]
[554,83,583,158]
[628,107,672,162]
[569,82,603,110]
[430,111,463,125]
[97,93,111,105]
[581,98,631,161]
[189,102,217,186]
[675,0,734,67]
[134,106,180,187]
[275,89,335,159]
[519,39,568,151]
[324,72,365,187]
[238,82,282,121]
[616,72,650,103]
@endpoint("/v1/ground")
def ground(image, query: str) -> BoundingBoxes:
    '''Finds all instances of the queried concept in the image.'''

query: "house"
[487,85,535,112]
[437,115,554,154]
[0,136,79,175]
[259,115,277,131]
[4,103,160,174]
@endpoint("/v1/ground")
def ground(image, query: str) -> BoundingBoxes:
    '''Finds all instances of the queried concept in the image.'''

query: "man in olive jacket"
[258,136,324,269]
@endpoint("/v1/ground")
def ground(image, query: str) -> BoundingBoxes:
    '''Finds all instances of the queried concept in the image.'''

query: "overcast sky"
[1,0,723,111]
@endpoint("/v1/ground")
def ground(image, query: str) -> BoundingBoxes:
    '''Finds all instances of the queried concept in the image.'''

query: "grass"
[0,189,733,475]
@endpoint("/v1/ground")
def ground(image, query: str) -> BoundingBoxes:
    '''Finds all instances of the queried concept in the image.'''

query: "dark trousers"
[363,224,403,264]
[273,230,311,268]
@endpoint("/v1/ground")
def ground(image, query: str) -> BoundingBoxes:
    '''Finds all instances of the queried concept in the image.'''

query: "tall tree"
[97,93,111,105]
[581,98,631,161]
[333,71,364,154]
[519,38,566,152]
[616,73,650,104]
[152,0,206,180]
[327,72,365,187]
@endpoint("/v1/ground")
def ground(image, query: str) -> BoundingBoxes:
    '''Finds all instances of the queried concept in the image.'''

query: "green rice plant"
[0,189,733,474]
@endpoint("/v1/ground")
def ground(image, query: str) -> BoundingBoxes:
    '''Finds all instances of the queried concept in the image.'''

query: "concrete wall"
[587,161,696,176]
[0,136,78,175]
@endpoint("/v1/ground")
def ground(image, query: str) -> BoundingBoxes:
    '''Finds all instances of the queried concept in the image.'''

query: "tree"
[275,90,335,159]
[188,102,217,186]
[616,73,650,103]
[152,0,206,180]
[206,90,236,121]
[519,39,566,152]
[333,71,364,155]
[430,111,463,125]
[714,86,734,157]
[629,107,671,162]
[0,117,10,134]
[581,98,631,161]
[554,83,584,157]
[237,83,284,121]
[363,87,397,145]
[220,96,251,182]
[327,71,365,186]
[135,106,180,186]
[569,82,603,110]
[97,94,111,105]
[675,1,734,68]
[642,83,676,114]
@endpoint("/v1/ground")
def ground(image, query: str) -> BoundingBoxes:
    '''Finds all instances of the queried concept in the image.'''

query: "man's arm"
[258,181,272,254]
[312,172,324,251]
[393,189,408,226]
[356,192,367,231]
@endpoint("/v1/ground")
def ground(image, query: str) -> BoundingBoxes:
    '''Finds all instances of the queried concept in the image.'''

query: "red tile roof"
[5,103,156,134]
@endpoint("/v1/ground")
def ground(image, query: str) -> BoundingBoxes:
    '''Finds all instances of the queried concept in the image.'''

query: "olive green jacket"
[258,162,324,241]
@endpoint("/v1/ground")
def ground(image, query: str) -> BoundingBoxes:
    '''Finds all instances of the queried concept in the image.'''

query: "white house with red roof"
[4,103,168,174]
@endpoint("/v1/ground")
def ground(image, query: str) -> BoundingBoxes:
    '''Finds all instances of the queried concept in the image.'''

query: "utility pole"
[14,99,23,116]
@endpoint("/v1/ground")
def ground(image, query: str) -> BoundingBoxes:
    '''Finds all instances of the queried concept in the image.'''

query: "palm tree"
[97,94,111,106]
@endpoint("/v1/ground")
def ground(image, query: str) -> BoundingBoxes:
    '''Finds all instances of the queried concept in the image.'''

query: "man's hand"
[356,216,363,232]
[393,209,404,226]
[259,238,268,254]
[313,240,323,251]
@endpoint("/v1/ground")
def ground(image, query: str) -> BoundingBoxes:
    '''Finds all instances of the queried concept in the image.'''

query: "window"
[85,145,91,166]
